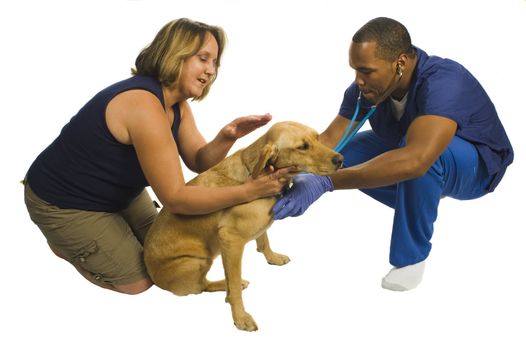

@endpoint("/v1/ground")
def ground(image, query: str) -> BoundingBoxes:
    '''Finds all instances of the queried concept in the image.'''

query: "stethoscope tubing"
[334,92,377,153]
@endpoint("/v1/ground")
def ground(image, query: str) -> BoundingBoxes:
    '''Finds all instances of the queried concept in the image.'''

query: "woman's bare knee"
[113,278,153,295]
[48,242,68,260]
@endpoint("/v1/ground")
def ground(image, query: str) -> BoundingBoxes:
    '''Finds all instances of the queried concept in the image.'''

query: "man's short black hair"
[353,17,415,61]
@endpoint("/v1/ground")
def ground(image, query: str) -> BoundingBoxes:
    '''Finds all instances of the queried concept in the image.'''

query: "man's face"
[349,41,397,105]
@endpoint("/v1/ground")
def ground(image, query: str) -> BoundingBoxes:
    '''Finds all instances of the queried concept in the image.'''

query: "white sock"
[381,261,426,291]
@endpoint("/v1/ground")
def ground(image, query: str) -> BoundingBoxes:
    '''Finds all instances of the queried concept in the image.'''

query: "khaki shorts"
[24,182,158,285]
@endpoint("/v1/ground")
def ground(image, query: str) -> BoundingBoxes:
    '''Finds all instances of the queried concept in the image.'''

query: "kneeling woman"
[24,18,291,294]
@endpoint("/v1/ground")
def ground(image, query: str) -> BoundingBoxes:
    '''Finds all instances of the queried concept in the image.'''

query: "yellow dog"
[144,121,343,331]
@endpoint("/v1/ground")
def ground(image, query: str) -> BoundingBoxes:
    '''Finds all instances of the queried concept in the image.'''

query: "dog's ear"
[252,144,278,179]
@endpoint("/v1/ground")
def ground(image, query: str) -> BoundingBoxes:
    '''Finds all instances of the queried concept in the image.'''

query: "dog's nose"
[332,154,344,168]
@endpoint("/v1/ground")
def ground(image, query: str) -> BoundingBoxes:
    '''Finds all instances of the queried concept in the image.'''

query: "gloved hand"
[272,173,334,220]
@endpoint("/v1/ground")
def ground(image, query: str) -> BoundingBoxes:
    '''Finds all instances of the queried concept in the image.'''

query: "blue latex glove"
[272,173,334,220]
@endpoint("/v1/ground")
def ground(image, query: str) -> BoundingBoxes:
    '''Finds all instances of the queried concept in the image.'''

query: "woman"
[24,18,291,295]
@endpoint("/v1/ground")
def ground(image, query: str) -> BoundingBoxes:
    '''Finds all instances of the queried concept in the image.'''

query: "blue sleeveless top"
[27,75,181,212]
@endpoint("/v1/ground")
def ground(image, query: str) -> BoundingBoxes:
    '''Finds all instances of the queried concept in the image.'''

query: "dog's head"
[250,121,343,178]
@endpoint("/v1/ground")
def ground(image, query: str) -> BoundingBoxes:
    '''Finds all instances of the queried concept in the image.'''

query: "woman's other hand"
[244,165,297,200]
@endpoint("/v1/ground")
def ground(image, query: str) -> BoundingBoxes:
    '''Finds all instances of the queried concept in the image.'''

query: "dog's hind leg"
[160,256,213,296]
[203,279,249,292]
[256,232,290,266]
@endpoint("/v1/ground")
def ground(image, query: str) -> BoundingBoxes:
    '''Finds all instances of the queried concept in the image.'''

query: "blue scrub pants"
[341,130,493,267]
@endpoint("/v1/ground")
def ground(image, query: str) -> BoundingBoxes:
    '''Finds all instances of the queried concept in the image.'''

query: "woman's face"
[178,32,219,99]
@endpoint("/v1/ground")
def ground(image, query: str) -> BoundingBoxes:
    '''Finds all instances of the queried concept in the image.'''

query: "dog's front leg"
[219,231,258,332]
[256,231,290,266]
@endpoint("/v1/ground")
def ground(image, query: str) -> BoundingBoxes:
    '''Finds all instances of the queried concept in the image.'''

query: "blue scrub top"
[338,46,513,192]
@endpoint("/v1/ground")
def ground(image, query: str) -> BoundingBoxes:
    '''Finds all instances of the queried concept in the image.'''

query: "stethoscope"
[333,91,377,152]
[334,64,403,153]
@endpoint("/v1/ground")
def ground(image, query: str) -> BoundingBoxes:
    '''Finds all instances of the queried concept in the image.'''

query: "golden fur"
[144,121,343,331]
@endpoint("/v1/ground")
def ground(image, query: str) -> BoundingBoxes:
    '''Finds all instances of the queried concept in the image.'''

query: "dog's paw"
[234,312,258,332]
[241,279,250,289]
[266,252,290,266]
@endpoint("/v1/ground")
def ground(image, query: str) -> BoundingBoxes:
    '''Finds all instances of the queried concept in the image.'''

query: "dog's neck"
[241,136,270,177]
[204,136,266,184]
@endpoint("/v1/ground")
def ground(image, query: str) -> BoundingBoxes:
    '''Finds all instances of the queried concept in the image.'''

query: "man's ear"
[252,144,278,179]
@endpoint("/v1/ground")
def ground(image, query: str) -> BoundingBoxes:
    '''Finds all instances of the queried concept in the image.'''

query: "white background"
[2,0,525,349]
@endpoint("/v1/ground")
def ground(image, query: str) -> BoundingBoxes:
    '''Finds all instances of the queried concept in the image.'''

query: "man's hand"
[272,173,334,220]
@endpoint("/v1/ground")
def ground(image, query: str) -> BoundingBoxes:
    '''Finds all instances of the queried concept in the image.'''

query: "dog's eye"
[298,142,309,150]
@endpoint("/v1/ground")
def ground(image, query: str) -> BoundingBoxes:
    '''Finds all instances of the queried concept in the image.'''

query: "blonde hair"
[132,18,226,101]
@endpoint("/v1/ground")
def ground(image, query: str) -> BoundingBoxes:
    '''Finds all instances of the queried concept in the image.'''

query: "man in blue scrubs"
[273,17,514,291]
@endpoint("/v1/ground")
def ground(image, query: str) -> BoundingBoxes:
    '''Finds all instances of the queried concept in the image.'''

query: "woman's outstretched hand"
[221,114,272,141]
